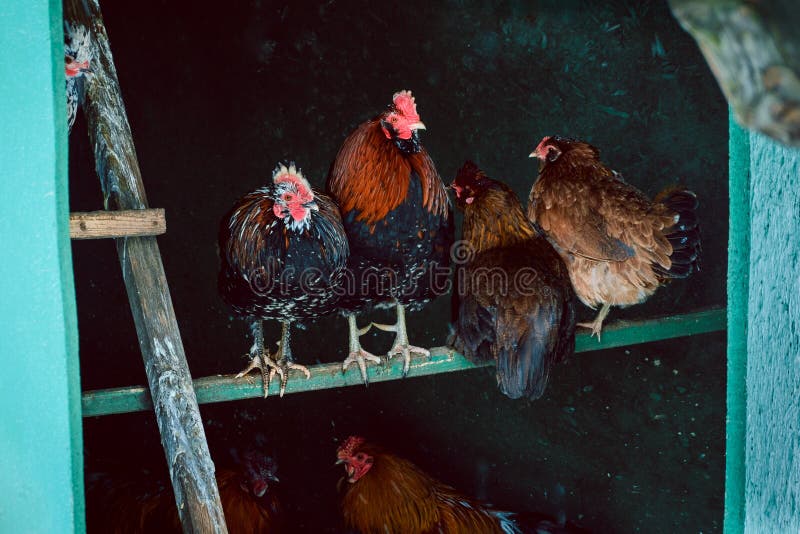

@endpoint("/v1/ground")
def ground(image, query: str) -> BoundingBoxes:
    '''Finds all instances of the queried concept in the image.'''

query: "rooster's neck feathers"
[341,445,515,533]
[328,119,448,227]
[340,449,439,533]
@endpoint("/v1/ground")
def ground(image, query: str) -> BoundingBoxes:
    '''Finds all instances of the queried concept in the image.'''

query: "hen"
[527,136,701,339]
[87,445,282,533]
[450,161,575,400]
[336,435,520,534]
[219,163,349,395]
[327,90,453,382]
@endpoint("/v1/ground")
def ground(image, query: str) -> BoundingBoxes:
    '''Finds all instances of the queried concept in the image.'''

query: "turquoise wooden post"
[726,113,749,533]
[0,1,84,533]
[743,132,800,531]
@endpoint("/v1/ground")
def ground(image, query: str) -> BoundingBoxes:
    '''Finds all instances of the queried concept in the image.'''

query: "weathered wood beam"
[82,307,726,417]
[669,0,800,146]
[63,1,227,532]
[69,208,166,239]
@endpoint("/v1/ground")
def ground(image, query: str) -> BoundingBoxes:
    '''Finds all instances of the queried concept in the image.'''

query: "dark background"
[72,0,727,532]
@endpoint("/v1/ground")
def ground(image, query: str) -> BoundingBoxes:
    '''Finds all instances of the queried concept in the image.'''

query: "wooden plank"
[63,1,227,532]
[669,0,800,146]
[82,307,727,417]
[69,208,166,239]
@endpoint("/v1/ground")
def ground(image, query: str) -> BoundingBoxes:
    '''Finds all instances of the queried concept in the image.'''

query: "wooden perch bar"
[69,208,166,239]
[64,1,227,532]
[82,307,726,418]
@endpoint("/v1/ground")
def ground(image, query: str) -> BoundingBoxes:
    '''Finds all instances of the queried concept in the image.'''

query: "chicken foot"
[372,303,430,377]
[237,320,310,397]
[342,314,380,386]
[577,303,612,341]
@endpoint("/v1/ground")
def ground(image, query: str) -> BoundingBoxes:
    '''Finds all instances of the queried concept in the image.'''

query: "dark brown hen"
[450,161,575,400]
[87,445,282,533]
[527,136,701,338]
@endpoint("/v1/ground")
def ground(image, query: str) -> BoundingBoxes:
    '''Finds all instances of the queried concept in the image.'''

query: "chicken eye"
[391,116,398,123]
[284,193,294,201]
[356,453,365,461]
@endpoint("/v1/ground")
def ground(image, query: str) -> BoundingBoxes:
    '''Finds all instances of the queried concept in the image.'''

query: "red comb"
[392,90,420,121]
[272,163,314,202]
[535,136,553,153]
[337,436,365,457]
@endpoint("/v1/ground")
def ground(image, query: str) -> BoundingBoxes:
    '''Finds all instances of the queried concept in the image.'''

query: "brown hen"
[527,136,701,338]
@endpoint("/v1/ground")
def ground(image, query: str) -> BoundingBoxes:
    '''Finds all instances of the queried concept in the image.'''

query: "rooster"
[87,445,282,533]
[326,90,453,382]
[219,163,349,396]
[64,22,92,132]
[336,436,589,534]
[450,162,576,400]
[336,435,521,534]
[527,136,701,339]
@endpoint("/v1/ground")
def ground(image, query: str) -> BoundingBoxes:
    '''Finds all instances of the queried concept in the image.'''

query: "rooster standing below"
[527,136,701,339]
[327,91,453,382]
[218,164,349,396]
[336,435,521,534]
[450,162,575,400]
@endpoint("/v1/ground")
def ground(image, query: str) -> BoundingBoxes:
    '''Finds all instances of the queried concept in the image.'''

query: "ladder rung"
[69,209,166,239]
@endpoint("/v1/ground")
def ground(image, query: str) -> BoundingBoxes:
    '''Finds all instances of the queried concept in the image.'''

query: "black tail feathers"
[655,187,701,279]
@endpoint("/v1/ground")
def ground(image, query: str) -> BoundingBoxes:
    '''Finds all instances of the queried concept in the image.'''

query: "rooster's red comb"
[392,90,420,121]
[337,436,366,457]
[272,163,314,201]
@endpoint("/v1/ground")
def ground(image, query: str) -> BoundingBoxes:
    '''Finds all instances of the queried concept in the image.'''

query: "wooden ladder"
[65,1,227,532]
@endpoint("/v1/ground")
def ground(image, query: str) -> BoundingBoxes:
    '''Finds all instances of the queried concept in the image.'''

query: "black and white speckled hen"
[64,22,92,133]
[326,90,453,383]
[219,163,349,396]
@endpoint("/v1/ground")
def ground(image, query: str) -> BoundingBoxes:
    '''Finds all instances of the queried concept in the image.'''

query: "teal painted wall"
[0,1,84,533]
[725,114,749,533]
[745,133,800,532]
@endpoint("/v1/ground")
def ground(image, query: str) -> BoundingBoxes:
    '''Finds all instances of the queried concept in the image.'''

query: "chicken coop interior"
[6,0,800,532]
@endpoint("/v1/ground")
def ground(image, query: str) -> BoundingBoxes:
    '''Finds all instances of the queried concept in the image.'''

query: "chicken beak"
[335,459,345,466]
[528,151,537,158]
[408,121,426,131]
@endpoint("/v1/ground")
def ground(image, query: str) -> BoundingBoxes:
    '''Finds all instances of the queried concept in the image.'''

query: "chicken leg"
[342,314,380,386]
[372,303,430,377]
[577,303,612,341]
[237,320,310,397]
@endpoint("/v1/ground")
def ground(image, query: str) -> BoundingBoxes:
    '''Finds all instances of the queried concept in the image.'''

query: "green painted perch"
[82,307,726,417]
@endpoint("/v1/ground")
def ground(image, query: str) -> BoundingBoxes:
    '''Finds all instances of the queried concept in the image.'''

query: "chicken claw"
[236,351,282,398]
[372,303,429,377]
[577,303,611,342]
[342,315,380,385]
[272,344,311,397]
[236,320,310,397]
